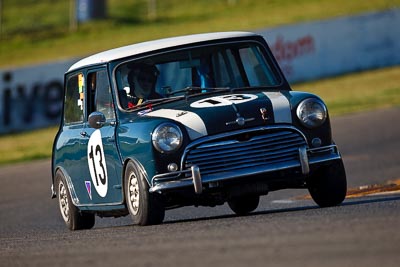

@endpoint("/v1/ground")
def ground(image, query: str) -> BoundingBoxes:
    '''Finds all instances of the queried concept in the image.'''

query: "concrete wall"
[0,59,76,134]
[1,9,399,134]
[257,8,400,83]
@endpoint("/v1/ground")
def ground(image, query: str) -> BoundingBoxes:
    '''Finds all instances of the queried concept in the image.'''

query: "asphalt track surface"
[1,107,400,267]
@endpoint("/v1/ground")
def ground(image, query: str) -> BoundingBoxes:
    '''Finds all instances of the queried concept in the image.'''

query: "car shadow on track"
[93,194,400,230]
[161,194,400,225]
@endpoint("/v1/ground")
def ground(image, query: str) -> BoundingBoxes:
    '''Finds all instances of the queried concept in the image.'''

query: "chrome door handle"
[80,131,89,138]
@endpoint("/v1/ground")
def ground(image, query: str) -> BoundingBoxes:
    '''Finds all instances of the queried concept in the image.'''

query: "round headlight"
[296,98,327,128]
[152,123,183,153]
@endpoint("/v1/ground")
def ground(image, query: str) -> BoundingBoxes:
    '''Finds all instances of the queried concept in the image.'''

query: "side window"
[64,73,84,124]
[87,70,115,120]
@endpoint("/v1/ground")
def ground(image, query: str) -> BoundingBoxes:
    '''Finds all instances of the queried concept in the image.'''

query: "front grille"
[183,129,307,176]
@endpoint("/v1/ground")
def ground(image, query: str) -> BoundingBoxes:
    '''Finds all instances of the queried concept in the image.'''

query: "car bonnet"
[140,91,294,141]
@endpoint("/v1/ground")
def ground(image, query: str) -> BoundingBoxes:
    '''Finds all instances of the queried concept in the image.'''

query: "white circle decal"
[190,94,257,108]
[87,129,108,197]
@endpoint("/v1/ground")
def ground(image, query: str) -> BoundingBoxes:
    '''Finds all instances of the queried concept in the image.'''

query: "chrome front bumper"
[149,145,341,194]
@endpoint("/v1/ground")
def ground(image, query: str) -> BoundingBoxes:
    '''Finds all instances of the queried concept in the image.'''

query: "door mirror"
[88,111,106,129]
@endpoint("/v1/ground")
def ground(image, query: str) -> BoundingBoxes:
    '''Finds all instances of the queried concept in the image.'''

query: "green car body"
[51,32,347,230]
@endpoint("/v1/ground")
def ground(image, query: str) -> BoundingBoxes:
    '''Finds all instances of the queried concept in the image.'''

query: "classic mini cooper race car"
[51,32,347,230]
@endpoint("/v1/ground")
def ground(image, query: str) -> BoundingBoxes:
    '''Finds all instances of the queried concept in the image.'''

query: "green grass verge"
[0,126,58,166]
[1,0,398,68]
[292,66,400,116]
[0,65,399,166]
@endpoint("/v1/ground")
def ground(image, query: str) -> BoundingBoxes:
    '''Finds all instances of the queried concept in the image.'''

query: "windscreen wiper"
[165,86,203,96]
[166,86,231,97]
[127,96,184,111]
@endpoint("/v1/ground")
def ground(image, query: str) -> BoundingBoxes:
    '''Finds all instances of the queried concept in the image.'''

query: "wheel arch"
[53,166,81,208]
[121,157,151,204]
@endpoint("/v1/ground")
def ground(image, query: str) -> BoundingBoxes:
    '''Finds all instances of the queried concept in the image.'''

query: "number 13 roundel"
[87,129,108,197]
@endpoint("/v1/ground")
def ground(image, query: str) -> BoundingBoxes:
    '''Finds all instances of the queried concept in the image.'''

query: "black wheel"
[228,195,260,216]
[307,159,347,207]
[56,171,95,230]
[124,161,165,225]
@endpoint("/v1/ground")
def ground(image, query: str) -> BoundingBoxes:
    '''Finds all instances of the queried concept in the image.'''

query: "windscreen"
[115,42,280,109]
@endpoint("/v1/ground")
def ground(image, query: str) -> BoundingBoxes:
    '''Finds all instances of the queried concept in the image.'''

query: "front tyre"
[124,161,165,225]
[55,171,95,230]
[228,195,260,216]
[307,159,347,207]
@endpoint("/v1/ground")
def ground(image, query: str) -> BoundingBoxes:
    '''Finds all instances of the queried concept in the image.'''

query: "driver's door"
[78,68,123,205]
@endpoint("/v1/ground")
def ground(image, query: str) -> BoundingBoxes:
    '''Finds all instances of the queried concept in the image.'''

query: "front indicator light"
[167,163,178,172]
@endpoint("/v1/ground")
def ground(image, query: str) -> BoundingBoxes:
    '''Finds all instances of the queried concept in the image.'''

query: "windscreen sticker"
[87,129,108,197]
[78,73,84,93]
[190,94,257,108]
[78,73,85,110]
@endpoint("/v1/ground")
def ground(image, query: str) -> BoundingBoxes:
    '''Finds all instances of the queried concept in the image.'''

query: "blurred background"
[0,0,399,67]
[0,0,399,165]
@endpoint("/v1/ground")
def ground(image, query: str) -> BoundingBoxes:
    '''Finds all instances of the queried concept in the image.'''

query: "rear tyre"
[124,161,165,225]
[307,160,347,207]
[56,171,95,230]
[228,195,260,216]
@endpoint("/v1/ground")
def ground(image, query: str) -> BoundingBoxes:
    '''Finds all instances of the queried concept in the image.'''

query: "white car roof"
[68,31,258,72]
